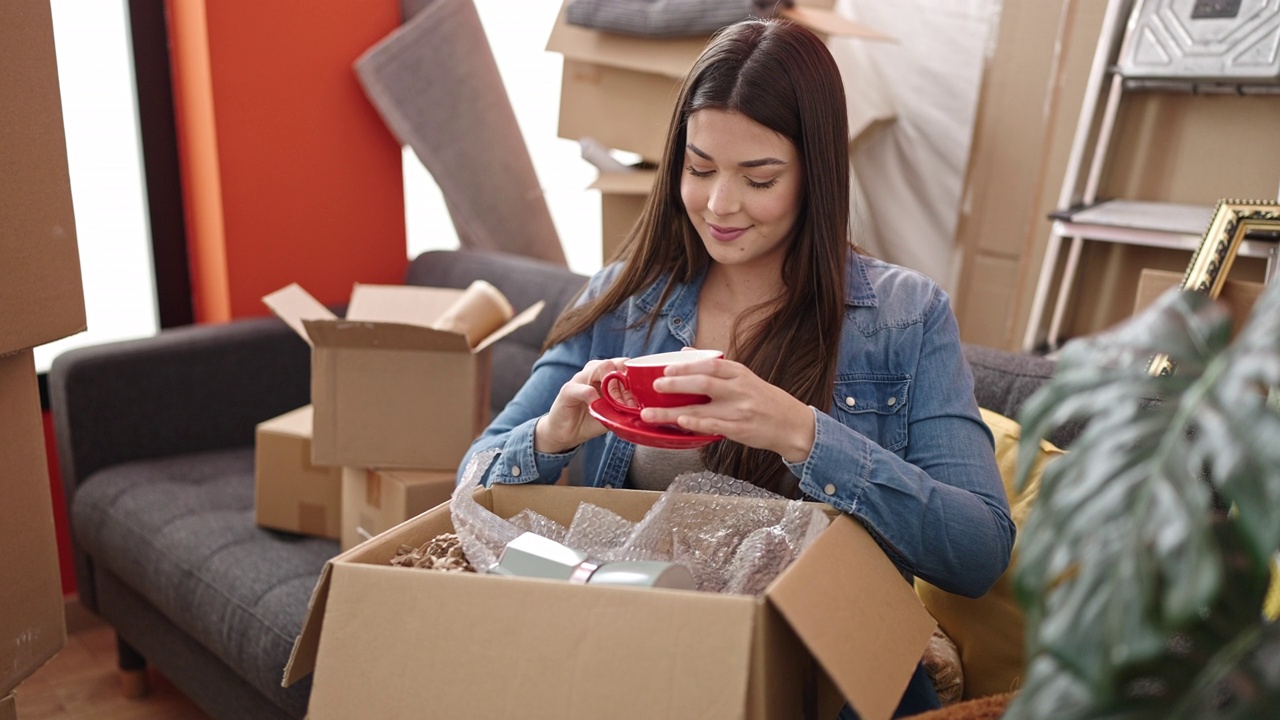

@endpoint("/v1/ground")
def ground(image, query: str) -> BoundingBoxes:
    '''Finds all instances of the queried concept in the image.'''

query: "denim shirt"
[460,253,1014,598]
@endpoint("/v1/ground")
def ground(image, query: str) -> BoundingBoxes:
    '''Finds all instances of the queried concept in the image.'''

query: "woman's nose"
[707,178,738,217]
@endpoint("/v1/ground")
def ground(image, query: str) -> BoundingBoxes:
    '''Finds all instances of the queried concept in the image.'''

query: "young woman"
[460,18,1012,717]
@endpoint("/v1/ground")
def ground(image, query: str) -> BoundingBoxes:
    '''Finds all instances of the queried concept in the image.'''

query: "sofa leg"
[116,635,150,699]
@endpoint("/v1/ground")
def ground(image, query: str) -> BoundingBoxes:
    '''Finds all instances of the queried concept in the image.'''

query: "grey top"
[626,445,706,490]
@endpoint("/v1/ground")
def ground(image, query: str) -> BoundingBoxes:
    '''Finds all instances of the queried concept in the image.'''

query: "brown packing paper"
[430,280,514,349]
[355,0,566,265]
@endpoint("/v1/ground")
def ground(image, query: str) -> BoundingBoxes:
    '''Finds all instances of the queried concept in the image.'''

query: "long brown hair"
[545,19,850,497]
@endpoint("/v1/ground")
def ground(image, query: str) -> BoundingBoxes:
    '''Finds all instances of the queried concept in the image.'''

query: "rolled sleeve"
[480,415,578,486]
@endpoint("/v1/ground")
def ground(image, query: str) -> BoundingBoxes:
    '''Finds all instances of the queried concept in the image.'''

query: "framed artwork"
[1149,199,1280,377]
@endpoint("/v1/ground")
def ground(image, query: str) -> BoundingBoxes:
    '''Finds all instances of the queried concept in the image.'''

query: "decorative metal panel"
[1119,0,1280,80]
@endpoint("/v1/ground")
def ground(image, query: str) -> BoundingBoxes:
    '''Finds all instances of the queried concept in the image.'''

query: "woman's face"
[680,109,803,273]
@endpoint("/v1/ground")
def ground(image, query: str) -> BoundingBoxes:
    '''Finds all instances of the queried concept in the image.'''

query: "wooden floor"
[11,602,209,720]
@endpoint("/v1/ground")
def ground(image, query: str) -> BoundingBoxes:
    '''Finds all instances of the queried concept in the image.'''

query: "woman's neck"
[702,260,785,310]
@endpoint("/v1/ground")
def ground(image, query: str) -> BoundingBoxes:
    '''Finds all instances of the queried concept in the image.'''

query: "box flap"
[281,559,333,686]
[589,170,657,195]
[263,284,337,346]
[766,515,935,720]
[472,300,545,353]
[256,405,313,437]
[346,283,461,327]
[301,319,472,352]
[283,492,467,686]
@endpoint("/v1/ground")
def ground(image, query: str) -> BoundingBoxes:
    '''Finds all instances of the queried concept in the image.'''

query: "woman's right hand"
[533,358,629,454]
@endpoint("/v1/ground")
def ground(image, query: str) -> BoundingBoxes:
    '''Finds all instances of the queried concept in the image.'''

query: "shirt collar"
[846,251,878,307]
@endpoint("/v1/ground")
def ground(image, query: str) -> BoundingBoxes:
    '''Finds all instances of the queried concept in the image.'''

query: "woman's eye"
[685,164,714,178]
[747,177,779,190]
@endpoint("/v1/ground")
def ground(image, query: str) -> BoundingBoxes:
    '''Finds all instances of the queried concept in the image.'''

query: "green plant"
[1004,280,1280,719]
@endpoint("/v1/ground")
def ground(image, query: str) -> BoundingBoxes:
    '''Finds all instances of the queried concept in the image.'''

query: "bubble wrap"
[451,462,831,594]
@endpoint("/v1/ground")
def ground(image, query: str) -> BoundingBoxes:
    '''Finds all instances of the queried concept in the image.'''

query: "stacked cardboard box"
[546,1,893,256]
[255,281,542,549]
[1,0,88,704]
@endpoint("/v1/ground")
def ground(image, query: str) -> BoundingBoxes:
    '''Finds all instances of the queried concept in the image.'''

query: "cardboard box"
[263,282,543,469]
[340,467,457,551]
[1133,268,1265,339]
[0,691,14,720]
[547,1,892,163]
[284,484,934,720]
[0,350,68,695]
[1,0,87,356]
[591,170,657,260]
[255,406,343,538]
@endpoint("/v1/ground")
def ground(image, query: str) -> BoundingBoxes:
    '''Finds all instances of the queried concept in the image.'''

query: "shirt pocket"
[831,375,910,452]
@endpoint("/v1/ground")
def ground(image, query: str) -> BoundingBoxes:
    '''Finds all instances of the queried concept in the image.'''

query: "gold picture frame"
[1149,199,1280,376]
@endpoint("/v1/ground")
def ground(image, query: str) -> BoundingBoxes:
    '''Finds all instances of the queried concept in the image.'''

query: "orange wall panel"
[169,0,406,322]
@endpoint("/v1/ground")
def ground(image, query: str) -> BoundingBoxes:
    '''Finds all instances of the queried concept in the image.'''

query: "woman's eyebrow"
[687,143,787,168]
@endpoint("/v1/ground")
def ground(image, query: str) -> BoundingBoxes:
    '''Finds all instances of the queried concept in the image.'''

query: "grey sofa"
[49,249,1071,719]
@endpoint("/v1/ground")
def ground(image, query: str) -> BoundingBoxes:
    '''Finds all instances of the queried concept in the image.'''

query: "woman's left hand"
[640,357,815,463]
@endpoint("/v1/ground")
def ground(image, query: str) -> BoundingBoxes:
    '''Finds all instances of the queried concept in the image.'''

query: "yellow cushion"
[915,407,1064,700]
[1266,557,1279,621]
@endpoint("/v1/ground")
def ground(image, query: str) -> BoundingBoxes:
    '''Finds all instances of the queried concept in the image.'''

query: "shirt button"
[844,397,856,407]
[887,397,896,406]
[603,483,614,489]
[672,317,682,325]
[823,483,837,496]
[510,466,521,477]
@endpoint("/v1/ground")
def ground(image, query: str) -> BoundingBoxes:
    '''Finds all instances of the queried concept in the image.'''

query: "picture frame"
[1149,199,1280,377]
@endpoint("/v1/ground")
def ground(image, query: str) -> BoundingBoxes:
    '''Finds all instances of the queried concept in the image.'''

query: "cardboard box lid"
[264,282,544,354]
[256,405,313,438]
[546,0,891,80]
[284,485,933,718]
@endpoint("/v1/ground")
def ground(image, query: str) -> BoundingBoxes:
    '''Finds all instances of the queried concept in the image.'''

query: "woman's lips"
[708,223,748,243]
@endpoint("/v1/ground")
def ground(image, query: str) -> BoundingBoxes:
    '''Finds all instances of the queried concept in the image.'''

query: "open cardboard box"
[547,0,894,163]
[263,282,543,470]
[284,484,934,719]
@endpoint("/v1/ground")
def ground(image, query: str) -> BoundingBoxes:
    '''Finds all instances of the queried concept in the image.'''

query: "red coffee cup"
[600,349,724,417]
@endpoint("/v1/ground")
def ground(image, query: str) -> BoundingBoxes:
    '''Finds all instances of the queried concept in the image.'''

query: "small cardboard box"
[547,0,893,163]
[284,484,934,720]
[340,467,457,551]
[0,691,14,720]
[255,405,343,539]
[0,350,68,695]
[264,281,543,470]
[1133,268,1266,339]
[1,0,86,356]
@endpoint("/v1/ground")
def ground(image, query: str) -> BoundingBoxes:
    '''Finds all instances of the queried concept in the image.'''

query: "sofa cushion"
[71,447,336,717]
[915,408,1065,700]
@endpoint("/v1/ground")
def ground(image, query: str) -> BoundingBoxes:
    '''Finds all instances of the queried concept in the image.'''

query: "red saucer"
[588,398,724,450]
